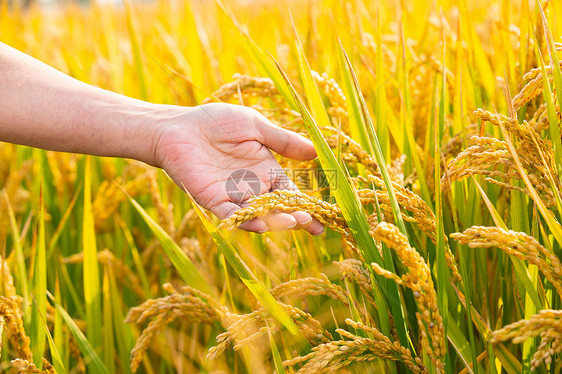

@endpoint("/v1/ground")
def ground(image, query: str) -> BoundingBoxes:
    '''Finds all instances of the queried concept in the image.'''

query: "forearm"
[0,42,166,165]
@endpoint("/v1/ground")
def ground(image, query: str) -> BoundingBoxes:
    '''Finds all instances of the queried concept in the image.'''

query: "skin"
[0,42,324,235]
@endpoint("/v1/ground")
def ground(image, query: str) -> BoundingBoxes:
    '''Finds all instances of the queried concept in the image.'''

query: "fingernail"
[312,227,325,236]
[287,218,298,229]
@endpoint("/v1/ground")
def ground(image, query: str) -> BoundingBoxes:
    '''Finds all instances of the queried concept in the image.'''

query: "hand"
[151,103,324,235]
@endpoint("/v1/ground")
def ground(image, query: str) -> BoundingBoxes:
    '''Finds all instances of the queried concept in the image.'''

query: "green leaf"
[50,295,109,374]
[4,193,30,317]
[127,194,215,297]
[83,157,102,351]
[537,1,562,177]
[30,183,47,367]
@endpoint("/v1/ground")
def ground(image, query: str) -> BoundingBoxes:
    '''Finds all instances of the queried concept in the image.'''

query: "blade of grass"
[44,307,67,374]
[126,193,215,297]
[108,266,133,374]
[30,183,47,367]
[83,157,102,352]
[4,192,30,317]
[434,55,449,356]
[102,269,115,374]
[266,320,286,374]
[49,293,110,374]
[537,1,562,176]
[47,183,82,260]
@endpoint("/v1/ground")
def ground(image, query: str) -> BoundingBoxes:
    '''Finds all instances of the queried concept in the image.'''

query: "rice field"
[0,0,561,373]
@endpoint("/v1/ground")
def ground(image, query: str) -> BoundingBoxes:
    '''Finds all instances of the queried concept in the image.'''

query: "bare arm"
[0,42,324,235]
[0,42,159,162]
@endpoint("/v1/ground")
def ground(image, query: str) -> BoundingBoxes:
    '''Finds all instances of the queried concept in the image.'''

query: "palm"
[154,103,323,235]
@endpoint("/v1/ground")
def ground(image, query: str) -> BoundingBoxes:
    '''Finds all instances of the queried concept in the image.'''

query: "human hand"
[150,103,324,235]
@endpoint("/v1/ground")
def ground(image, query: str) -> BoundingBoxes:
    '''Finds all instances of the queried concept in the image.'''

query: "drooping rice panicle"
[441,135,557,207]
[218,190,349,235]
[451,226,562,297]
[283,318,427,374]
[325,130,382,177]
[125,283,223,372]
[369,222,446,372]
[0,296,32,362]
[202,74,282,104]
[362,32,397,69]
[207,302,332,360]
[357,175,462,283]
[1,255,16,298]
[491,309,562,370]
[11,358,57,374]
[92,171,151,231]
[271,274,348,304]
[512,61,562,111]
[474,109,555,167]
[334,259,375,306]
[310,71,348,123]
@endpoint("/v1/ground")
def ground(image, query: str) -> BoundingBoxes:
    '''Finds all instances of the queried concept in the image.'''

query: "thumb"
[254,114,317,161]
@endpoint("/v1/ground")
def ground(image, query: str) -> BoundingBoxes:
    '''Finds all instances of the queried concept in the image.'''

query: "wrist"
[129,104,194,168]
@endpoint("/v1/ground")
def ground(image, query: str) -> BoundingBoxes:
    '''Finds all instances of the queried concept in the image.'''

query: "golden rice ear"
[207,302,331,361]
[451,226,562,297]
[369,222,446,372]
[283,318,427,374]
[0,256,16,298]
[218,190,349,236]
[125,286,222,372]
[491,309,562,370]
[0,296,32,362]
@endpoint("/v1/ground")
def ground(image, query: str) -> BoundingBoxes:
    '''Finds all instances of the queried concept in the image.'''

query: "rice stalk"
[64,249,145,298]
[369,222,446,372]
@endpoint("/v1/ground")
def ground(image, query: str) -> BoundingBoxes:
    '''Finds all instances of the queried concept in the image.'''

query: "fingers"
[238,218,269,233]
[269,169,325,236]
[290,211,324,236]
[214,202,269,233]
[254,113,317,161]
[213,201,324,235]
